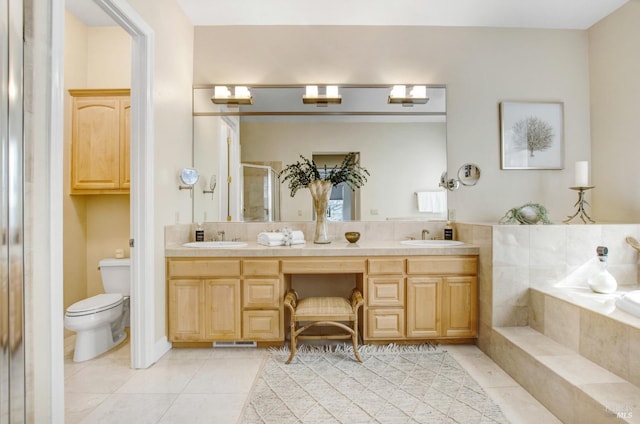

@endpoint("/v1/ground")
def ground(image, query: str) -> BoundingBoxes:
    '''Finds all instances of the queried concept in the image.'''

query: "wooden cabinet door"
[204,279,241,340]
[120,100,131,189]
[406,277,441,338]
[168,280,204,341]
[442,276,477,337]
[71,98,121,190]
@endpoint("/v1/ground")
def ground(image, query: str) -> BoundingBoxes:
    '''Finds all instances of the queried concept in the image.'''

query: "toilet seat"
[66,294,123,317]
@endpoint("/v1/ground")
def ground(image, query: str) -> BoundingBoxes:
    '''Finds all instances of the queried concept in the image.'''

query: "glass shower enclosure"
[240,164,280,222]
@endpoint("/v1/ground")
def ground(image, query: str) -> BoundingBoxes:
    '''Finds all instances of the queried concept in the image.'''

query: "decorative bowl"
[345,232,361,243]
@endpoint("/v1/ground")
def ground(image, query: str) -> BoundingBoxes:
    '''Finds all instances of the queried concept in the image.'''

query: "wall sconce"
[211,85,253,105]
[388,85,429,106]
[302,85,342,106]
[439,163,481,191]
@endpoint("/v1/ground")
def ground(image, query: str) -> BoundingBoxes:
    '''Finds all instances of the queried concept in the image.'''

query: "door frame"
[50,0,155,420]
[90,0,156,369]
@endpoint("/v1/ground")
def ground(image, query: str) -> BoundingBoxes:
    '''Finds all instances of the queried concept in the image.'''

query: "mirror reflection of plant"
[279,152,370,197]
[512,116,554,157]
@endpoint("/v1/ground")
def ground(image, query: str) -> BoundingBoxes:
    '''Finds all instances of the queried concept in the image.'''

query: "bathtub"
[534,284,640,331]
[530,284,640,387]
[616,290,640,318]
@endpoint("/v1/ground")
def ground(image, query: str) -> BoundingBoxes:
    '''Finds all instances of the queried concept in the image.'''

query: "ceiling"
[67,0,630,29]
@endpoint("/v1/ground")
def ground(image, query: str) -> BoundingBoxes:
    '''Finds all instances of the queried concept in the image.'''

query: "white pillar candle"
[575,161,589,187]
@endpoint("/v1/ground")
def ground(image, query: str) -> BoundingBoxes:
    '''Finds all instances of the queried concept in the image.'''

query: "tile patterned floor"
[64,337,560,423]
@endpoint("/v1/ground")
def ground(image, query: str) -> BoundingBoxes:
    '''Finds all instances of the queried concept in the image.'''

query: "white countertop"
[165,240,479,258]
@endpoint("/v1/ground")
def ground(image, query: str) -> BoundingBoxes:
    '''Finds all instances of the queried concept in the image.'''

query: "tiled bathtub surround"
[454,222,640,422]
[454,223,640,353]
[491,223,640,328]
[530,287,640,388]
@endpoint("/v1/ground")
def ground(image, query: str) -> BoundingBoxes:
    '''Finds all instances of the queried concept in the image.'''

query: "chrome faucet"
[217,230,225,241]
[421,229,430,240]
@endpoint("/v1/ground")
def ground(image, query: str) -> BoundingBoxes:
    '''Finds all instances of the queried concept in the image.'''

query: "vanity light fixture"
[302,85,342,106]
[388,84,429,106]
[211,85,253,105]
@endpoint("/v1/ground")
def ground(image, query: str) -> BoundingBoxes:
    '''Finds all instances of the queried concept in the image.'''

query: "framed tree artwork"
[500,101,564,169]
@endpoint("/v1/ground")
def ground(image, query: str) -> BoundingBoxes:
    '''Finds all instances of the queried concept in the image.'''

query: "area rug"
[240,344,508,423]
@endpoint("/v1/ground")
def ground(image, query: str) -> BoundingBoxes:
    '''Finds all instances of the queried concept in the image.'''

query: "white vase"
[308,180,332,244]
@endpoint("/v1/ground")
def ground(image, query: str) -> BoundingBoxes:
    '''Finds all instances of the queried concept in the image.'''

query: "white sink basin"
[182,241,248,248]
[400,240,464,247]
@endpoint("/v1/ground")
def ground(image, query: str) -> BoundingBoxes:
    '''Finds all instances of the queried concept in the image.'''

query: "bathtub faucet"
[596,246,608,261]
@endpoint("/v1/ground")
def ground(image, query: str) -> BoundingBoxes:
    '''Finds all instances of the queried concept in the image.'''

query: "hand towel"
[416,190,446,213]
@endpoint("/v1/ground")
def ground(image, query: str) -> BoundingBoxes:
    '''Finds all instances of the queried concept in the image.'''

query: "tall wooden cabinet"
[69,89,130,194]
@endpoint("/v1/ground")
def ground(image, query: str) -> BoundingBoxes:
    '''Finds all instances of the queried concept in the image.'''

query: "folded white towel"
[257,239,306,247]
[257,230,305,246]
[257,230,305,242]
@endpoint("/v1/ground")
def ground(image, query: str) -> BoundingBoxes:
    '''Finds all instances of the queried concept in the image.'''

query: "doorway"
[52,1,155,419]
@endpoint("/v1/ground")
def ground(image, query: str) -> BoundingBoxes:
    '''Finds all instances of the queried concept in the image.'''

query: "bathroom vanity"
[165,241,479,347]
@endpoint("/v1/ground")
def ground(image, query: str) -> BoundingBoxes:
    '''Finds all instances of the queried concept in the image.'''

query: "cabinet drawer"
[168,259,241,278]
[407,256,477,275]
[368,258,404,275]
[243,278,281,308]
[366,308,405,339]
[281,258,366,274]
[243,259,280,276]
[367,277,404,307]
[243,310,281,340]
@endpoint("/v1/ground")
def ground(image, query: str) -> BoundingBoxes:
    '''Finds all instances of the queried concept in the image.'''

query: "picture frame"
[500,101,564,170]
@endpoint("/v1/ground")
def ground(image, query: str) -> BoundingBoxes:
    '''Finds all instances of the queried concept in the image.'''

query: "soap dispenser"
[195,223,205,242]
[587,246,617,294]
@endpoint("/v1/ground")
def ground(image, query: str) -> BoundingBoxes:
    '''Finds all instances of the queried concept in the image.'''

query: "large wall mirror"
[191,85,447,223]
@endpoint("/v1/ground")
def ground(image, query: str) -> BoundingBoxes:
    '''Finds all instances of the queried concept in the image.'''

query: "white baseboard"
[154,336,172,363]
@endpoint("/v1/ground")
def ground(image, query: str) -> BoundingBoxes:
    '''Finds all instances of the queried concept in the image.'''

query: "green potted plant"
[279,153,369,243]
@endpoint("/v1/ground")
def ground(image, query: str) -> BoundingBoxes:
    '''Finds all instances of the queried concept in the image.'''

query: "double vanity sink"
[181,239,464,249]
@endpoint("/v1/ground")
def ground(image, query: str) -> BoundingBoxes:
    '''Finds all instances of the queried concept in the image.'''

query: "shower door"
[1,0,25,421]
[241,164,280,222]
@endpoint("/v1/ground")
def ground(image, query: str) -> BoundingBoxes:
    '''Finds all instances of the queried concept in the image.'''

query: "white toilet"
[64,258,130,362]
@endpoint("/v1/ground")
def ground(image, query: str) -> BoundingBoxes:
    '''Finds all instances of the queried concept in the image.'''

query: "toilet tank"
[99,258,131,295]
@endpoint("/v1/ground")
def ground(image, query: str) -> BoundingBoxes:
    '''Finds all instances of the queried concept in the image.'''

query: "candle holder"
[564,186,595,224]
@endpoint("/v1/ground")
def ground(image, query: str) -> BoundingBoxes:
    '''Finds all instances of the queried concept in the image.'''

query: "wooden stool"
[283,288,364,364]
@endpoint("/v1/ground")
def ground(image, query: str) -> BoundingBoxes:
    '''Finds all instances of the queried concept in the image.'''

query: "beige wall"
[63,14,131,320]
[589,0,640,223]
[87,27,131,88]
[194,26,592,223]
[128,0,194,341]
